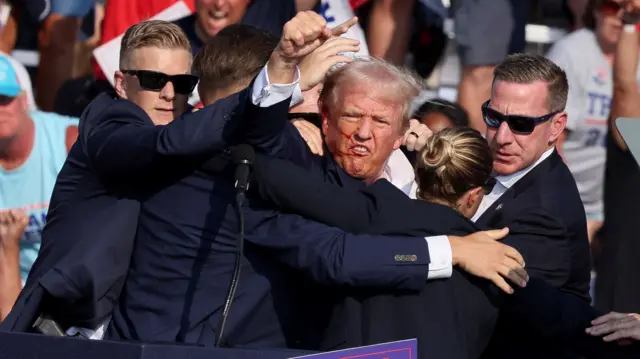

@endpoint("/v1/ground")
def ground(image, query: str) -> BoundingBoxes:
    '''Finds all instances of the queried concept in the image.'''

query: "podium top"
[615,118,640,167]
[0,332,314,359]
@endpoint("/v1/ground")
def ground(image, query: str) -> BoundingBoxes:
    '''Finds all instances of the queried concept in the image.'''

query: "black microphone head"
[232,144,255,164]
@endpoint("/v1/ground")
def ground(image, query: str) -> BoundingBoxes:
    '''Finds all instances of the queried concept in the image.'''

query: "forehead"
[490,80,549,116]
[126,47,191,75]
[338,85,402,117]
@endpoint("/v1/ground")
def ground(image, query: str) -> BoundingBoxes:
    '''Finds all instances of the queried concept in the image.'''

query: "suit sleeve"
[86,85,291,182]
[254,154,381,233]
[500,206,571,288]
[246,210,430,291]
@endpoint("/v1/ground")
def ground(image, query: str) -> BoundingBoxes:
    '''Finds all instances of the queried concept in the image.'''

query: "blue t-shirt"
[0,111,79,281]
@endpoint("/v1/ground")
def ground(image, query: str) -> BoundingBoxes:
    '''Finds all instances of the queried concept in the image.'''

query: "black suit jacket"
[1,86,263,333]
[252,153,640,359]
[476,151,592,359]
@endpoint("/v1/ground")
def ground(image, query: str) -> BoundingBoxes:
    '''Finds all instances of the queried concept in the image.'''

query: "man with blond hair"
[0,15,319,341]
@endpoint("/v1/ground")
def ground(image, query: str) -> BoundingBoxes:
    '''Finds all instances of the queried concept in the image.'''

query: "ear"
[549,111,567,145]
[458,186,483,209]
[114,71,128,99]
[321,107,330,136]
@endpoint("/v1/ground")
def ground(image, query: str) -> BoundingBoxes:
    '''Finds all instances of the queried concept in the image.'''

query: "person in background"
[454,0,528,132]
[547,0,632,245]
[0,53,78,283]
[413,98,470,132]
[174,0,296,57]
[596,0,640,316]
[0,0,97,111]
[0,209,27,320]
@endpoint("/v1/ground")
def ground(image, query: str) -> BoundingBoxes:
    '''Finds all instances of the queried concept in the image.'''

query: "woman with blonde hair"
[253,126,633,359]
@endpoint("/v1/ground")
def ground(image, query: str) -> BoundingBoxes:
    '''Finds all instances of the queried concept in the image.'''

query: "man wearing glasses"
[477,53,592,359]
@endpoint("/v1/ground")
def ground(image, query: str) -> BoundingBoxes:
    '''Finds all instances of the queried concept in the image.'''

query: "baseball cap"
[0,56,22,98]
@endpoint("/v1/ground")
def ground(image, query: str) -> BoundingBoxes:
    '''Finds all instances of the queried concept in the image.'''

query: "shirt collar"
[495,147,555,189]
[383,149,417,198]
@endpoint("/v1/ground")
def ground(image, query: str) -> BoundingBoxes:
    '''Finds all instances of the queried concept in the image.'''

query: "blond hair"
[319,57,422,132]
[119,20,192,69]
[416,127,493,205]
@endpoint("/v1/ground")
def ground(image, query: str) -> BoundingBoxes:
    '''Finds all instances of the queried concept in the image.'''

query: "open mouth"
[349,145,370,156]
[209,10,227,20]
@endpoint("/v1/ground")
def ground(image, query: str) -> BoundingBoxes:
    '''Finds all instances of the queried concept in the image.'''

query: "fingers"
[316,37,360,57]
[503,245,525,267]
[283,11,328,47]
[591,312,630,326]
[403,120,432,152]
[587,317,640,340]
[483,227,509,240]
[489,273,514,295]
[330,17,358,37]
[604,329,635,342]
[499,259,528,288]
[292,119,324,155]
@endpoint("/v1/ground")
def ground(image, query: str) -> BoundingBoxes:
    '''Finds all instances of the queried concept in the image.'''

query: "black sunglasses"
[481,176,496,195]
[121,70,198,95]
[481,100,559,134]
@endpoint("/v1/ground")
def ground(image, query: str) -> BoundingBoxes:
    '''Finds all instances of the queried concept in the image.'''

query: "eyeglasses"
[121,70,198,95]
[481,100,559,135]
[599,0,622,16]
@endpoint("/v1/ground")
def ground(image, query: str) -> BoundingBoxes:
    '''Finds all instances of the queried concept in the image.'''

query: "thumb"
[484,227,509,241]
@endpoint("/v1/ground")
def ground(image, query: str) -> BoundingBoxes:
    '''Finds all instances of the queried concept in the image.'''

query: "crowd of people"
[2,0,640,358]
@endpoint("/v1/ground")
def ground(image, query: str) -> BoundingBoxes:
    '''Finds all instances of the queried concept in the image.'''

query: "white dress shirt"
[472,147,556,222]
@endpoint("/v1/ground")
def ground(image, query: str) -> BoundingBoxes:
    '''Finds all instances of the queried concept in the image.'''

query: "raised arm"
[609,6,640,151]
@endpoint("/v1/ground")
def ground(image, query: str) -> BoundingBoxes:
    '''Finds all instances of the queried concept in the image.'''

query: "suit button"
[394,254,418,262]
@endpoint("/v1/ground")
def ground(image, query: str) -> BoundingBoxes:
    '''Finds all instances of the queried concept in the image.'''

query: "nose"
[353,117,373,142]
[495,121,514,145]
[159,81,176,102]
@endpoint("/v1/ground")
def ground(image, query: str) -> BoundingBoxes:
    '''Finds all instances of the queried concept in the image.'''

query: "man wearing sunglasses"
[2,13,339,341]
[475,54,593,358]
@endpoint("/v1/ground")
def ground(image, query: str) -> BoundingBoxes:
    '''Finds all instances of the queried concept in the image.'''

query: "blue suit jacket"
[251,153,640,358]
[0,86,264,333]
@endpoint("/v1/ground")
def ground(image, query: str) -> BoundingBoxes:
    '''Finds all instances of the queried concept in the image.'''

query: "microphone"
[216,144,254,347]
[232,144,255,205]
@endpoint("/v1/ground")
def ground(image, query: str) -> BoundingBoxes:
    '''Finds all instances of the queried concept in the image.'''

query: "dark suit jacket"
[0,87,262,333]
[105,120,436,348]
[252,153,640,359]
[476,151,592,359]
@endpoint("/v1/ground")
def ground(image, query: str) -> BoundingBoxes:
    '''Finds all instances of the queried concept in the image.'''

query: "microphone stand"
[216,148,253,347]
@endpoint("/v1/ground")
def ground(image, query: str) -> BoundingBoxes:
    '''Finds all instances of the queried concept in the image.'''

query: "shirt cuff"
[290,84,304,108]
[424,235,453,280]
[251,63,300,108]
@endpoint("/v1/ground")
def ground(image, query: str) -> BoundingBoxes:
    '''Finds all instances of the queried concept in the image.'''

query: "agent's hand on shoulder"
[449,227,529,294]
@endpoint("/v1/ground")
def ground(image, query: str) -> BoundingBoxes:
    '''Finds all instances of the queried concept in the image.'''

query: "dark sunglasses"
[121,70,198,95]
[464,176,495,196]
[481,177,496,195]
[481,100,559,135]
[599,0,622,16]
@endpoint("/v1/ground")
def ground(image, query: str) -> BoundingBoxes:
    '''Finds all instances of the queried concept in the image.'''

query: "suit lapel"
[476,151,561,227]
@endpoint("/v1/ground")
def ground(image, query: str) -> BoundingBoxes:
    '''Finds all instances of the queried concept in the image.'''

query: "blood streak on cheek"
[337,128,359,157]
